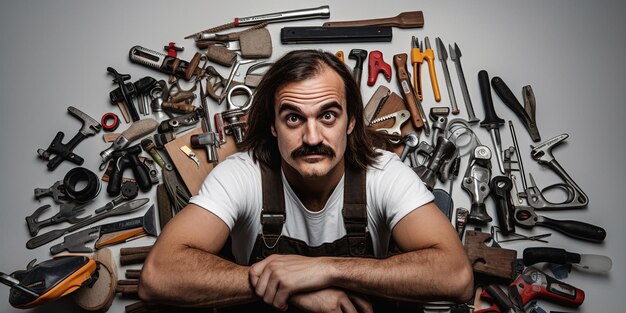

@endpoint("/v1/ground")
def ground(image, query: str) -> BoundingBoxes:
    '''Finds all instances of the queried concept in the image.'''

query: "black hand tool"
[37,106,101,171]
[523,247,612,273]
[491,76,541,142]
[478,70,506,174]
[107,67,140,122]
[490,175,515,235]
[349,49,368,87]
[280,26,393,44]
[514,206,606,242]
[107,145,152,196]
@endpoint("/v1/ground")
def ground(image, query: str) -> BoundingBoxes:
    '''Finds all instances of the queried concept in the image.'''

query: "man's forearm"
[330,246,473,302]
[139,245,257,307]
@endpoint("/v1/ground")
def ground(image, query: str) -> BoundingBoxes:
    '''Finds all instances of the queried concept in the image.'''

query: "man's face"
[271,66,355,179]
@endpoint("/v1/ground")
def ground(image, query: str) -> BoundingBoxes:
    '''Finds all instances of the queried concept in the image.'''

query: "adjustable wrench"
[525,134,589,210]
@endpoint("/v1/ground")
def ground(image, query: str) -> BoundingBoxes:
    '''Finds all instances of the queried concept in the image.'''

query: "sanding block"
[72,248,117,312]
[239,28,272,58]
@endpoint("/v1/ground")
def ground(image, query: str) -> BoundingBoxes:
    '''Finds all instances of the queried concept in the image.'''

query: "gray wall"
[0,1,624,312]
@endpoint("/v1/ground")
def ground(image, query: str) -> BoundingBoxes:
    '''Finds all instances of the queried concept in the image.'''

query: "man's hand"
[290,288,373,313]
[249,254,336,310]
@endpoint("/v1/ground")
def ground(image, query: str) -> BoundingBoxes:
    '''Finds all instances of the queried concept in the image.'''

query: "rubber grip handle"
[130,155,153,192]
[120,118,158,143]
[491,76,531,125]
[523,247,581,266]
[490,176,515,235]
[540,216,606,242]
[478,70,504,128]
[107,157,130,196]
[393,53,424,130]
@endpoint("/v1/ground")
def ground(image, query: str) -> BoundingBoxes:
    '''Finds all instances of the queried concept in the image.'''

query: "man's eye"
[321,112,337,123]
[286,114,301,125]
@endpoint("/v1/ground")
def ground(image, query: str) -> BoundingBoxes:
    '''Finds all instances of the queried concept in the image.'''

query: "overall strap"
[260,164,285,248]
[342,166,368,256]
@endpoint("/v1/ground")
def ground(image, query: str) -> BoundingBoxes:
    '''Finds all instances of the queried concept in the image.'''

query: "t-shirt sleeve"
[189,153,260,230]
[369,152,435,230]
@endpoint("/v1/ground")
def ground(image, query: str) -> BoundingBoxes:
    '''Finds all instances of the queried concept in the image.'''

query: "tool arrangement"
[3,4,611,313]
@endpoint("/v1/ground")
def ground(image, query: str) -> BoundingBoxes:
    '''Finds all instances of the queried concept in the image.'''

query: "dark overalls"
[218,164,423,312]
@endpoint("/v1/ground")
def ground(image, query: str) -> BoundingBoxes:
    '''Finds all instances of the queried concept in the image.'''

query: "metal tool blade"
[68,106,102,136]
[574,254,613,273]
[50,227,100,254]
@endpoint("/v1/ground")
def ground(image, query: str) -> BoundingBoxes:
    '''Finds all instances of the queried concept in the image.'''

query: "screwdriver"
[478,70,506,174]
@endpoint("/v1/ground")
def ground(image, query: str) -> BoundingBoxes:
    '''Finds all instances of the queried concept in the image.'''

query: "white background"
[0,1,624,312]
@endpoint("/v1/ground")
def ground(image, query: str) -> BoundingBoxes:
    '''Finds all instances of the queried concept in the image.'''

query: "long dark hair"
[240,49,381,170]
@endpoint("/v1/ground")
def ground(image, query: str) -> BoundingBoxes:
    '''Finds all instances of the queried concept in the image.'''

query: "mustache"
[291,144,336,158]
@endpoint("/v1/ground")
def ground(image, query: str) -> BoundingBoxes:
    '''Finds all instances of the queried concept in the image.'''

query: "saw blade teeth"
[370,114,394,125]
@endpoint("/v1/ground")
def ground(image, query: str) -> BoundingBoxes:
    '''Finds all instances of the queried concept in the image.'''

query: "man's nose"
[302,120,323,146]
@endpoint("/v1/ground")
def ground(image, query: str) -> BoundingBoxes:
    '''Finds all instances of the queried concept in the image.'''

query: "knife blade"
[523,247,612,273]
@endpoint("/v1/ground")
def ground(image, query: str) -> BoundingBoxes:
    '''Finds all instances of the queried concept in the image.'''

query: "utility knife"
[523,247,612,274]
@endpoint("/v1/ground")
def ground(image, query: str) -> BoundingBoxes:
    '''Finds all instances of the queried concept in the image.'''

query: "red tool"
[475,284,523,313]
[367,50,391,86]
[509,267,584,308]
[164,42,184,57]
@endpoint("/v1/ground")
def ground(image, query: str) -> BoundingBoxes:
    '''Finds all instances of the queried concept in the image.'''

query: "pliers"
[490,76,541,142]
[411,36,441,102]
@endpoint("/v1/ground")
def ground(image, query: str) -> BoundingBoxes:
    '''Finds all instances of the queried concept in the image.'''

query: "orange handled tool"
[393,54,429,135]
[422,37,441,102]
[410,36,424,101]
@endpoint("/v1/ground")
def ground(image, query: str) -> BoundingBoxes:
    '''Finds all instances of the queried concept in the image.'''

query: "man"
[139,50,473,312]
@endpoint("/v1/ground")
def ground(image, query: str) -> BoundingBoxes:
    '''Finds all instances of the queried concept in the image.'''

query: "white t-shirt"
[190,150,434,265]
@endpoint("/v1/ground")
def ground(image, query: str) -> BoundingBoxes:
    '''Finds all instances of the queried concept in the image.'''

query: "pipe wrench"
[525,134,589,210]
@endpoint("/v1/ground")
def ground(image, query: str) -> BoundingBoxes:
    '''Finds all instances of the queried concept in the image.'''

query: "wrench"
[525,134,589,210]
[514,206,606,242]
[34,181,67,204]
[399,131,420,163]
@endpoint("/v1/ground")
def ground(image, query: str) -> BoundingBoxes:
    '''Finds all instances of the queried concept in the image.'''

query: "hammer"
[349,49,368,87]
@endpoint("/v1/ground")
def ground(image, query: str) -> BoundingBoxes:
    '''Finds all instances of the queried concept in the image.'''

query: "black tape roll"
[63,167,101,202]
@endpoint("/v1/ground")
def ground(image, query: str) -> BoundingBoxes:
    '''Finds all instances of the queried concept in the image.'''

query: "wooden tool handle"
[323,11,424,28]
[393,54,424,130]
[120,245,153,255]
